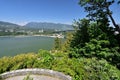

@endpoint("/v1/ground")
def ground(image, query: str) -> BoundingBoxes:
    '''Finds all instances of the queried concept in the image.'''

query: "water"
[0,36,54,57]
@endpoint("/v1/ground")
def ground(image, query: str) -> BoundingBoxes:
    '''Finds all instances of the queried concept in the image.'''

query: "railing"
[0,68,72,80]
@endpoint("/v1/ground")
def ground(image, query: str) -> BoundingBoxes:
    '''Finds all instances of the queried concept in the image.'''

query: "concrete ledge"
[0,68,72,80]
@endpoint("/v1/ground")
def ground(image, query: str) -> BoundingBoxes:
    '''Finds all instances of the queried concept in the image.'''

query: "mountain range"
[25,22,73,30]
[0,21,73,31]
[0,21,21,29]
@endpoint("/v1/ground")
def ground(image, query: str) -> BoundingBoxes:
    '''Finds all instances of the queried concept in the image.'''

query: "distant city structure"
[5,29,14,32]
[16,30,25,33]
[0,21,73,36]
[52,33,64,38]
[39,29,44,33]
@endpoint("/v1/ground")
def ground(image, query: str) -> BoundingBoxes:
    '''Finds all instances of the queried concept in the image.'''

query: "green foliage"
[52,57,120,80]
[0,1,120,80]
[37,50,54,63]
[69,18,120,69]
[78,58,120,80]
[0,50,120,80]
[88,22,103,39]
[54,37,62,50]
[61,32,73,52]
[79,0,120,37]
[80,39,111,58]
[34,49,54,69]
[69,38,120,68]
[70,19,90,48]
[79,0,114,21]
[0,53,37,73]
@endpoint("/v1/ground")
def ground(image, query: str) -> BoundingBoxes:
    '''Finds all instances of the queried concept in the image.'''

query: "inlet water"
[0,36,54,57]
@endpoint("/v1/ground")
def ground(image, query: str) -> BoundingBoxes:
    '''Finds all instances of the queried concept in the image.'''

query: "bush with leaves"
[52,56,120,80]
[0,50,120,80]
[33,49,54,69]
[69,38,120,68]
[77,58,120,80]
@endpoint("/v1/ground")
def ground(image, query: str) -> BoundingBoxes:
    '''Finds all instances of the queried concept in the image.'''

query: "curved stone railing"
[0,68,72,80]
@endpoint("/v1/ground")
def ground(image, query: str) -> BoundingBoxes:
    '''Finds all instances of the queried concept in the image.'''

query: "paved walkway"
[5,75,61,80]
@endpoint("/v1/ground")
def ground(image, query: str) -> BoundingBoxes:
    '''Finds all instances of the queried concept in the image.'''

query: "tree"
[118,0,120,4]
[61,32,73,52]
[70,19,90,48]
[79,0,120,32]
[69,20,120,69]
[79,0,120,47]
[54,37,62,50]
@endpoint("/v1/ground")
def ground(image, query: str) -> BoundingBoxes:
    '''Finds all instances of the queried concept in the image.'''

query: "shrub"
[77,58,120,80]
[0,50,120,80]
[35,49,54,69]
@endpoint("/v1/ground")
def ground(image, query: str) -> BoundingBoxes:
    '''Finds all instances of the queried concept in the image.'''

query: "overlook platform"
[0,68,72,80]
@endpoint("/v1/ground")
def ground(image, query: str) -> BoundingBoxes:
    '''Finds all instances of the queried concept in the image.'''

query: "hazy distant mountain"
[0,21,73,31]
[0,21,22,30]
[25,22,73,31]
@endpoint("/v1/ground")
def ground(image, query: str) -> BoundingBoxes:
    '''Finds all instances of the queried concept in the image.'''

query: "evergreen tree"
[70,19,90,48]
[79,0,119,31]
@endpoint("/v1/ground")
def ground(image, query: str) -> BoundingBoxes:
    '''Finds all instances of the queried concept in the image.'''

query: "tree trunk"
[107,7,119,31]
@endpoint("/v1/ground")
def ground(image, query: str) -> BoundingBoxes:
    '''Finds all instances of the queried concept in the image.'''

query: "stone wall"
[0,68,72,80]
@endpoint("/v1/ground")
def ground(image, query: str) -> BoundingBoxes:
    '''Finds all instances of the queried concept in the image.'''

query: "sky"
[0,0,119,26]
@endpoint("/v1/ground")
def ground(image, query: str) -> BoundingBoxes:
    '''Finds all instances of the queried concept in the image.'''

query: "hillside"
[0,21,73,31]
[25,22,73,31]
[0,21,22,30]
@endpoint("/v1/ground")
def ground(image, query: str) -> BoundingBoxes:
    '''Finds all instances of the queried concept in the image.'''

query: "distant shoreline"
[0,34,64,38]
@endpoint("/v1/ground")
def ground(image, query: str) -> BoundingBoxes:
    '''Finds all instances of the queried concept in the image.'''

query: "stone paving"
[5,75,61,80]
